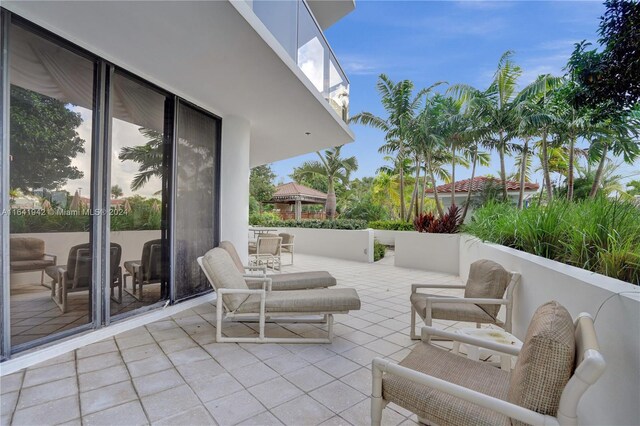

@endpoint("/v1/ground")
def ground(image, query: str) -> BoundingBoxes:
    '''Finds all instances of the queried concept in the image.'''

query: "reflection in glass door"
[108,71,169,319]
[174,101,220,301]
[8,22,96,347]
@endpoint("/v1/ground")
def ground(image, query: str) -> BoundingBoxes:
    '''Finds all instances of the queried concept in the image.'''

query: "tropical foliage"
[464,197,640,284]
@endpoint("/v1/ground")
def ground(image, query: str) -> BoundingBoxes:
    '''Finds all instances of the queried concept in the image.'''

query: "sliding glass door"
[173,101,220,301]
[0,9,221,357]
[7,20,98,348]
[107,70,171,320]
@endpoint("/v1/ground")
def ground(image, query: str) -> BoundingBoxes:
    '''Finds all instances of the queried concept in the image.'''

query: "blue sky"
[270,1,638,187]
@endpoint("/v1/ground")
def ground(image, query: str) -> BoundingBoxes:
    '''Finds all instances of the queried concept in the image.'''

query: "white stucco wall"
[394,233,460,274]
[267,227,374,263]
[372,229,417,246]
[220,116,251,265]
[458,235,640,426]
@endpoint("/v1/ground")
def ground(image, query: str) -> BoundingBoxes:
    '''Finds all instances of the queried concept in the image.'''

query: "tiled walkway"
[1,254,470,426]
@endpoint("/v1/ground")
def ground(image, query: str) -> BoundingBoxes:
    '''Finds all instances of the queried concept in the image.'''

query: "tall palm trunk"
[326,180,336,219]
[567,137,576,200]
[406,157,421,222]
[427,152,445,218]
[419,168,428,215]
[498,131,508,201]
[461,149,478,222]
[540,130,553,203]
[589,142,608,198]
[517,139,529,210]
[398,142,406,221]
[450,142,456,207]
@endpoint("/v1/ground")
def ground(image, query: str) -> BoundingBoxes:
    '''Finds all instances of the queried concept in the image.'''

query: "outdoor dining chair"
[249,234,282,271]
[123,239,162,301]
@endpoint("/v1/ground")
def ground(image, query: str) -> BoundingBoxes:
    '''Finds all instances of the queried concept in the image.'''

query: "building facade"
[0,0,354,361]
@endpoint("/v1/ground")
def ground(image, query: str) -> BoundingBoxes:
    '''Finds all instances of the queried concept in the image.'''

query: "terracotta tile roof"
[271,182,327,202]
[425,176,539,193]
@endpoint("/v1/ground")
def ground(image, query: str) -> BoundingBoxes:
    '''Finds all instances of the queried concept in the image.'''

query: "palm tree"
[587,110,640,198]
[294,145,358,219]
[450,51,522,201]
[111,184,123,199]
[118,128,164,191]
[350,75,443,221]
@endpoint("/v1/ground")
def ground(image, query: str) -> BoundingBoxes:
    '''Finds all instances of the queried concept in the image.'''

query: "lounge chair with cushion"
[372,301,606,426]
[197,247,361,343]
[9,237,57,286]
[220,241,337,291]
[410,259,520,339]
[45,243,123,313]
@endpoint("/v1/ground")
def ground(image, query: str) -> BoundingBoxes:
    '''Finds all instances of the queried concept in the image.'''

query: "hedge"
[250,218,368,230]
[367,220,415,231]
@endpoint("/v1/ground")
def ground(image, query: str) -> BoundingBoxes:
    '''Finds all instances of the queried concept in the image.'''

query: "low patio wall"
[271,227,374,263]
[393,232,460,274]
[372,229,416,246]
[458,234,640,426]
[9,231,161,285]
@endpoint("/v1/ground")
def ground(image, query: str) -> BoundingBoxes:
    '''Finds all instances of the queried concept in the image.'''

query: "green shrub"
[250,217,368,230]
[464,197,640,285]
[249,211,279,225]
[373,240,386,261]
[368,220,414,231]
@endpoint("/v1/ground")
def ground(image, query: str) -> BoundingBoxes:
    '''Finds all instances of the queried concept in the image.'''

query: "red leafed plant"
[413,205,462,233]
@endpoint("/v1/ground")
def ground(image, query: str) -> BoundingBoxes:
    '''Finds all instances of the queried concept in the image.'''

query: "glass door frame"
[0,8,222,359]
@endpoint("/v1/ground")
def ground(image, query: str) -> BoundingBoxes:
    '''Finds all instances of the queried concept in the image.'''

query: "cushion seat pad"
[383,343,510,426]
[410,293,496,323]
[246,271,336,290]
[10,259,55,271]
[235,288,360,314]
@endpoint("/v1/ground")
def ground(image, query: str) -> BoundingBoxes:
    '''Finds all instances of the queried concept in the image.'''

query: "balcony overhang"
[3,1,354,167]
[306,0,356,29]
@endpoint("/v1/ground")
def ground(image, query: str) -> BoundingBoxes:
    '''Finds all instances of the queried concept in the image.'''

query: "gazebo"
[268,182,327,220]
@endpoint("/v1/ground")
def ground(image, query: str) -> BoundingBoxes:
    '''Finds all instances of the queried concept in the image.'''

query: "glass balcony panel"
[329,54,349,121]
[297,2,328,96]
[251,0,298,59]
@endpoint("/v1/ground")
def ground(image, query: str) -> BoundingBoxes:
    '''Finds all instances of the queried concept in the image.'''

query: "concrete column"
[220,115,251,264]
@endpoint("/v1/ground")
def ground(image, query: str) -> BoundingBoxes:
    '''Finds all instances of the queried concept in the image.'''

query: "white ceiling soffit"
[3,1,354,167]
[306,0,356,30]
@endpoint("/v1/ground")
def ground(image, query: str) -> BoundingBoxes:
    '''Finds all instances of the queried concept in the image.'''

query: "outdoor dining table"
[249,227,278,238]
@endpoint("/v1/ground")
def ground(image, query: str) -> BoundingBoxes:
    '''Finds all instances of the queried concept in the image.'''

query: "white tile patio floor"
[1,253,481,426]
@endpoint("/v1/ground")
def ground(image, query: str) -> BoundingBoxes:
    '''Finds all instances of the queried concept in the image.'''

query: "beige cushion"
[10,259,55,271]
[507,301,575,425]
[235,288,360,314]
[464,259,510,318]
[201,248,249,311]
[383,343,510,426]
[411,293,496,323]
[10,237,45,261]
[219,241,245,273]
[246,271,337,291]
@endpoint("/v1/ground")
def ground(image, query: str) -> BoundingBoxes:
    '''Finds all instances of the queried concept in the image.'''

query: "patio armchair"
[220,240,337,291]
[9,237,57,286]
[279,232,295,264]
[410,259,520,339]
[372,301,606,426]
[45,243,123,313]
[123,239,162,301]
[197,247,361,343]
[249,234,282,271]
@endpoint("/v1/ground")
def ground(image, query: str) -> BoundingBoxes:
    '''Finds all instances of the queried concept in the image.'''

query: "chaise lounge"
[198,247,360,343]
[220,241,337,291]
